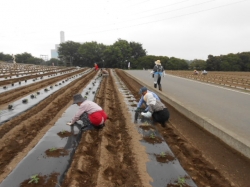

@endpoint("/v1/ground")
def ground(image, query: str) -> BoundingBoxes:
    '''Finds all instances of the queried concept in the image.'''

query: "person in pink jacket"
[67,94,108,130]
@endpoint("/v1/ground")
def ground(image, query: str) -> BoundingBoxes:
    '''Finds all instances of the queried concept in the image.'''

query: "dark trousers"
[78,112,105,130]
[152,108,169,127]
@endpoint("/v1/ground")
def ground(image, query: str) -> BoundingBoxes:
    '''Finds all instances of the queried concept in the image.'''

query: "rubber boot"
[159,84,162,91]
[154,84,157,88]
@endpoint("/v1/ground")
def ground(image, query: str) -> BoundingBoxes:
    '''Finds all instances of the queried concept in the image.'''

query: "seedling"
[44,88,49,92]
[3,86,7,89]
[30,94,36,99]
[28,174,39,184]
[60,130,66,134]
[22,99,28,103]
[160,152,166,157]
[49,147,57,152]
[150,133,155,139]
[178,177,186,187]
[37,91,40,95]
[8,104,13,110]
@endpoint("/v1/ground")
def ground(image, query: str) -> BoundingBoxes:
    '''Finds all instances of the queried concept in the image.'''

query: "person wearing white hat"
[153,60,164,91]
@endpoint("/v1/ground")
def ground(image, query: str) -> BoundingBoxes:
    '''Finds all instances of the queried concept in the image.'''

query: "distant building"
[60,31,65,43]
[50,32,65,59]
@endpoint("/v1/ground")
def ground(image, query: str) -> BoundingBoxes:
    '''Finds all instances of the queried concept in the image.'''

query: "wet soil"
[45,148,69,157]
[155,152,175,163]
[116,69,250,187]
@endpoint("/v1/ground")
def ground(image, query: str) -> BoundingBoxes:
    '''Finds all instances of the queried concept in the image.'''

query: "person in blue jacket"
[136,87,160,112]
[153,60,164,91]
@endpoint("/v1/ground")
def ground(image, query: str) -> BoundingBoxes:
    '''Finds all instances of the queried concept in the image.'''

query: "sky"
[0,0,250,60]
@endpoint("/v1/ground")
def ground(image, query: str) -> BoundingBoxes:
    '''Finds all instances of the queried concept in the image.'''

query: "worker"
[136,87,160,112]
[94,63,99,71]
[153,60,164,91]
[141,92,170,127]
[67,94,108,130]
[100,68,109,77]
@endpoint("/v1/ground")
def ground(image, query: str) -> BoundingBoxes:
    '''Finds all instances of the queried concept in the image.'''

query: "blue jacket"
[137,91,160,111]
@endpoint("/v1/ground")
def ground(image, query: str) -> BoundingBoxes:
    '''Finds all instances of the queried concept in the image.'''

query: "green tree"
[0,52,12,62]
[58,41,81,66]
[78,41,106,67]
[190,59,207,70]
[15,52,33,64]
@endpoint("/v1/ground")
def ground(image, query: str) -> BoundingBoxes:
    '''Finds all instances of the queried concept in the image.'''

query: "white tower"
[60,31,65,43]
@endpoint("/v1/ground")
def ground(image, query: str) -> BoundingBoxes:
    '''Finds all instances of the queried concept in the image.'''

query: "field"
[0,63,250,187]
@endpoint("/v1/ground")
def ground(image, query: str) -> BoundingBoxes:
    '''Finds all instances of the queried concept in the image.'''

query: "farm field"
[0,63,250,187]
[166,70,250,92]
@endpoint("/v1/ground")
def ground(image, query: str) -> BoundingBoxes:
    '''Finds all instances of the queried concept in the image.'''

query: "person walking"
[67,94,108,130]
[153,60,164,91]
[141,92,170,127]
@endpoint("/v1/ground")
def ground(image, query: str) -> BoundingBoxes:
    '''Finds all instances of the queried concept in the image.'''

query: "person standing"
[94,63,99,71]
[141,92,170,127]
[67,94,108,130]
[128,62,130,69]
[153,60,164,91]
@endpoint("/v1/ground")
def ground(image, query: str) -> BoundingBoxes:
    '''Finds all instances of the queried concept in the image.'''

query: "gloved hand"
[135,107,141,112]
[67,121,73,126]
[141,111,152,118]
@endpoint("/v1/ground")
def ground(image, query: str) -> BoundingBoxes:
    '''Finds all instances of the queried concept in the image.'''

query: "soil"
[57,131,74,138]
[45,148,69,157]
[155,152,175,163]
[116,69,250,187]
[20,173,59,187]
[0,67,250,187]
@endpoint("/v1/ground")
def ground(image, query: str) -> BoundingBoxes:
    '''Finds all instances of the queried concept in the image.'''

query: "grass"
[49,147,57,152]
[178,177,186,187]
[28,174,39,184]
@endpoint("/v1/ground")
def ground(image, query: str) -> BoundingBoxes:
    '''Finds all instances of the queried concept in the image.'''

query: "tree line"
[1,39,250,71]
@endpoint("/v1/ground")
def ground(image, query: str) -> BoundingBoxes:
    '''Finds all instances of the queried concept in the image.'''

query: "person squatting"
[67,94,108,130]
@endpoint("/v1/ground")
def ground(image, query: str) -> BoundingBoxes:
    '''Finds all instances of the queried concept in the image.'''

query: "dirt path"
[1,68,250,187]
[0,70,97,181]
[116,69,250,187]
[62,70,152,187]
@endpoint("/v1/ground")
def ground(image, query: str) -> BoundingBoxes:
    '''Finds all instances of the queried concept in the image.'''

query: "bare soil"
[0,68,250,187]
[116,69,250,187]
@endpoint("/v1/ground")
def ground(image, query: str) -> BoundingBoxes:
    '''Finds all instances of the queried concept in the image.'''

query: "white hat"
[155,60,161,65]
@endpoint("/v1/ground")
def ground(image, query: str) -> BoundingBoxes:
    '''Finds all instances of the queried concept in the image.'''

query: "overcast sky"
[0,0,249,60]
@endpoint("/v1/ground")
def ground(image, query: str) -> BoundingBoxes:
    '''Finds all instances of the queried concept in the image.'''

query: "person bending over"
[141,92,169,127]
[67,94,108,130]
[136,87,160,112]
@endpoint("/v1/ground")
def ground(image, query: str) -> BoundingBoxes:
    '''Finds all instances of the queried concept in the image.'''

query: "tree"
[189,59,207,70]
[58,41,81,66]
[15,52,33,64]
[78,41,106,67]
[129,41,147,59]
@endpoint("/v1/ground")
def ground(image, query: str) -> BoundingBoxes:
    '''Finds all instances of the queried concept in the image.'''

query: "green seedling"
[160,152,166,157]
[60,130,66,134]
[150,133,155,139]
[178,177,186,187]
[28,174,39,184]
[49,147,57,152]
